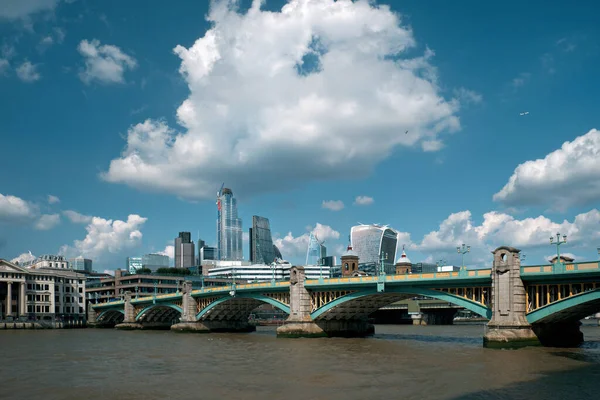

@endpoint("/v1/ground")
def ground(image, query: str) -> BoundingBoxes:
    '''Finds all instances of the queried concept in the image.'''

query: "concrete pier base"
[115,322,144,330]
[483,325,541,348]
[171,321,210,333]
[277,321,327,338]
[533,322,584,348]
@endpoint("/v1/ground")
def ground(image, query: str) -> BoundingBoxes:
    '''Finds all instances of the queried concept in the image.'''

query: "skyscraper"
[306,233,323,265]
[174,232,195,268]
[69,257,93,272]
[350,224,399,271]
[249,215,276,264]
[216,186,243,261]
[142,253,170,271]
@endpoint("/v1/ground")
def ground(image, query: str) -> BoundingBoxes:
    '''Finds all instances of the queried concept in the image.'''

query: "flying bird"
[519,111,529,116]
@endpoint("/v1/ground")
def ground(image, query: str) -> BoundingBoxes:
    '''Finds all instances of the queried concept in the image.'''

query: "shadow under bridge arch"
[135,304,183,323]
[97,309,125,323]
[196,293,290,321]
[310,287,492,320]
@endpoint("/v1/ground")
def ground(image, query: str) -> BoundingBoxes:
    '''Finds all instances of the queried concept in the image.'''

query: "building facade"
[127,257,143,274]
[21,254,70,269]
[207,261,330,282]
[1,259,86,323]
[174,232,195,268]
[217,187,243,261]
[142,253,169,271]
[69,257,93,272]
[351,224,399,269]
[249,215,277,264]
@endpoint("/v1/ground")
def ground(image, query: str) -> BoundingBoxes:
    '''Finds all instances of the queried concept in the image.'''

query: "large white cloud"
[102,0,462,200]
[59,214,147,262]
[494,128,600,209]
[0,193,37,222]
[274,222,340,260]
[0,0,58,19]
[77,39,137,84]
[413,209,600,266]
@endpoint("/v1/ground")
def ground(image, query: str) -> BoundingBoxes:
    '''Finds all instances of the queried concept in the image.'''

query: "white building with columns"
[1,259,86,322]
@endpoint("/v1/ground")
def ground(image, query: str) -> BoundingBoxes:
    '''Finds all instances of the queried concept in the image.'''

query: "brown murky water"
[1,324,600,400]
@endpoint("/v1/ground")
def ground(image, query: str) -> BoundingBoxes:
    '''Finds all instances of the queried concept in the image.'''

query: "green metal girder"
[310,287,492,320]
[96,309,125,320]
[527,289,600,324]
[195,293,291,320]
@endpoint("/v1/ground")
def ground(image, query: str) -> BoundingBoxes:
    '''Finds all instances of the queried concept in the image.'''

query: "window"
[44,284,49,291]
[44,306,49,313]
[79,287,83,293]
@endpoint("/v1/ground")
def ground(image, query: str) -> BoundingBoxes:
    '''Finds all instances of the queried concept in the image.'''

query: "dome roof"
[342,245,358,258]
[396,250,411,265]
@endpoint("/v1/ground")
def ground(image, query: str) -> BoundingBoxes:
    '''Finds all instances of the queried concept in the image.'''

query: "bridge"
[88,246,600,348]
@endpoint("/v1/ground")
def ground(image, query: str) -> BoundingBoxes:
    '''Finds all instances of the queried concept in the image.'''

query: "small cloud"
[354,196,374,206]
[63,210,92,224]
[103,269,115,276]
[556,38,576,52]
[77,39,136,85]
[35,214,60,230]
[53,27,66,44]
[11,251,36,264]
[453,87,482,105]
[422,140,444,152]
[130,105,147,115]
[16,61,41,83]
[0,59,8,75]
[541,53,555,74]
[322,200,344,211]
[511,72,531,89]
[47,195,60,204]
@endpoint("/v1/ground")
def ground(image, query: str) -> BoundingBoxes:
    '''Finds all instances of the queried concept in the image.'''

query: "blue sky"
[1,0,599,271]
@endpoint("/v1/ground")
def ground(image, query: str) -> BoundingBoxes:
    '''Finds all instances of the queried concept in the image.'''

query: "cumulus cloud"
[0,0,58,19]
[59,214,147,262]
[158,245,174,259]
[47,194,60,204]
[413,209,600,266]
[34,213,60,230]
[453,87,482,105]
[0,59,9,75]
[77,39,137,84]
[354,196,374,206]
[322,200,344,211]
[0,193,37,222]
[62,210,93,224]
[274,223,340,259]
[102,0,461,200]
[10,251,36,265]
[16,61,41,82]
[493,129,600,209]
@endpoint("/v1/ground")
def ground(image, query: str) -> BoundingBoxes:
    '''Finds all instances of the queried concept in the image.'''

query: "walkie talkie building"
[350,224,399,270]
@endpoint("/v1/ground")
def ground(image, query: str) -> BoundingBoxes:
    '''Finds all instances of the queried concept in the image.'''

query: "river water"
[1,324,600,400]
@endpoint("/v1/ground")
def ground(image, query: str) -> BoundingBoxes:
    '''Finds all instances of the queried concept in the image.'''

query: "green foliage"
[156,267,191,276]
[137,267,152,274]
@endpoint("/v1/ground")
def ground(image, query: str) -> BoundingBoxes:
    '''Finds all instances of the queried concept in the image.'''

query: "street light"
[550,232,567,264]
[457,244,470,270]
[270,261,276,285]
[379,252,388,277]
[437,259,447,270]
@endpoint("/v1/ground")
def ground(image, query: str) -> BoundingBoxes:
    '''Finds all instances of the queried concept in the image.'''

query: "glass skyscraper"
[249,215,277,264]
[306,233,323,265]
[217,187,243,261]
[350,224,399,270]
[126,257,142,274]
[142,253,170,271]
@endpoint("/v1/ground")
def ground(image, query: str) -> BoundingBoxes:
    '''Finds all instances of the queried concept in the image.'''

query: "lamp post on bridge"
[457,243,470,271]
[436,259,447,271]
[135,285,139,300]
[550,232,567,266]
[153,280,157,304]
[379,252,388,277]
[270,261,276,285]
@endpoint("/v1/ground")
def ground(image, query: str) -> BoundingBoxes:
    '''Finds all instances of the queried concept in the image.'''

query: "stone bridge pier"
[115,292,145,330]
[276,266,373,338]
[484,246,583,348]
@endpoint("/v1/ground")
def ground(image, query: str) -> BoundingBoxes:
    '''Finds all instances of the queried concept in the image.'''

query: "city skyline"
[1,0,600,271]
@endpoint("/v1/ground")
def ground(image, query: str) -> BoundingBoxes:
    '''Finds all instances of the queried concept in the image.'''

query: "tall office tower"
[319,243,327,259]
[249,215,276,264]
[126,257,142,274]
[142,253,170,271]
[350,224,399,270]
[174,232,195,268]
[197,239,206,264]
[216,186,243,261]
[306,233,323,265]
[69,257,93,272]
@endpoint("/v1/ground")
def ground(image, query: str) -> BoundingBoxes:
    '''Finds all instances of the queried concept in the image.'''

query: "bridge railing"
[521,261,600,276]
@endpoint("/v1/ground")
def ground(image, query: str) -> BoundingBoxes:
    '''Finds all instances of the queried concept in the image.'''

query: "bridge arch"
[196,293,290,321]
[96,309,125,324]
[527,289,600,324]
[135,304,183,323]
[311,287,492,320]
